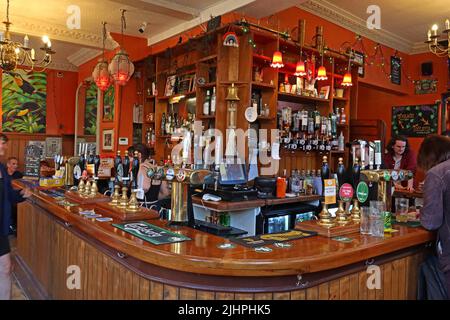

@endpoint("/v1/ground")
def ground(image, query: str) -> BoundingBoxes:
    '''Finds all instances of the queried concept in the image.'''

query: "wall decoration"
[223,32,239,47]
[24,141,45,177]
[45,137,62,158]
[2,70,47,133]
[390,56,401,85]
[392,104,438,137]
[84,82,98,135]
[353,51,365,78]
[102,85,114,122]
[414,79,438,95]
[164,75,176,96]
[102,129,114,151]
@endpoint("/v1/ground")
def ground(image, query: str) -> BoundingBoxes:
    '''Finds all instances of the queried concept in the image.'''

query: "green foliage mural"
[103,85,114,121]
[84,83,98,135]
[2,70,47,133]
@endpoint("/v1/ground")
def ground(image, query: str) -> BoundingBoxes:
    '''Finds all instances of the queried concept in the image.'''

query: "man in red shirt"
[383,135,417,191]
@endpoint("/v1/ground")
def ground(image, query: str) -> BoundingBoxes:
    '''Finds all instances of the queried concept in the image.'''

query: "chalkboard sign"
[391,56,401,85]
[24,141,45,177]
[392,104,438,137]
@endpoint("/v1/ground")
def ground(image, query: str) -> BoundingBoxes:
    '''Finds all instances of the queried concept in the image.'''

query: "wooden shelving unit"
[132,21,358,170]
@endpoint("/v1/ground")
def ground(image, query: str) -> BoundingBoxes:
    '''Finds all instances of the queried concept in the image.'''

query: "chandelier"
[108,9,134,85]
[425,19,450,58]
[92,22,112,91]
[0,0,55,72]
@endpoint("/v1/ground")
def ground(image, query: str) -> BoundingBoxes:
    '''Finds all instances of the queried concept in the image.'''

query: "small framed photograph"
[353,51,365,78]
[102,129,114,151]
[319,86,330,99]
[165,75,177,96]
[178,77,192,94]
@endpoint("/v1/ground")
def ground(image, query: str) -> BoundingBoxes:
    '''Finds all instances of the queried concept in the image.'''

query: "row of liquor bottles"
[280,157,351,197]
[160,112,196,136]
[278,107,345,136]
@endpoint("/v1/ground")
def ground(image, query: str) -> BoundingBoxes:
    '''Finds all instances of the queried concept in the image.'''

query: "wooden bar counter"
[13,183,434,300]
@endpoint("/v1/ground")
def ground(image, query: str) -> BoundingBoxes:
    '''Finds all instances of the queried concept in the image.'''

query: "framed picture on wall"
[103,86,114,122]
[165,75,177,96]
[353,51,365,78]
[102,129,114,151]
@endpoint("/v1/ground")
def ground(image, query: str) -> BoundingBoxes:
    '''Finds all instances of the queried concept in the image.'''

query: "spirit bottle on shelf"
[161,113,166,135]
[314,109,321,131]
[203,90,210,115]
[210,87,216,116]
[340,108,346,124]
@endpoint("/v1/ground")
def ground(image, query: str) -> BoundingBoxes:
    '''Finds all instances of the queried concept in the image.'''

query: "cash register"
[205,162,257,202]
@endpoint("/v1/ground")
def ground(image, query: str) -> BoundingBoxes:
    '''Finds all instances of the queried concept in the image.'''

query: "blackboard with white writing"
[392,104,438,137]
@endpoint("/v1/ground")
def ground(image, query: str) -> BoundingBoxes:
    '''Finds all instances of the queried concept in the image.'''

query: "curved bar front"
[13,184,434,300]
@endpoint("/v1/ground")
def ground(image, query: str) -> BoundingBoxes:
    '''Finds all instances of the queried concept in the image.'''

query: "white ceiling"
[0,0,446,71]
[299,0,450,54]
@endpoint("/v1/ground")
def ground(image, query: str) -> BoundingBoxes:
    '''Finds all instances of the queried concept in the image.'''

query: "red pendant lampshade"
[341,72,353,86]
[317,65,328,81]
[294,60,306,77]
[271,51,284,68]
[92,59,112,91]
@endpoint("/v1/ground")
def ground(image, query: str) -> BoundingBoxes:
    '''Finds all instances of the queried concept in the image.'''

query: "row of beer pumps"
[317,139,413,228]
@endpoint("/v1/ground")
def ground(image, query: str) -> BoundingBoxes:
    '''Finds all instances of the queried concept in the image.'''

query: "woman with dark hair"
[418,134,450,298]
[135,144,170,208]
[383,135,417,191]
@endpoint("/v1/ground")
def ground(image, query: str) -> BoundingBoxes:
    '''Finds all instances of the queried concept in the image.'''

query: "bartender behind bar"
[383,136,417,191]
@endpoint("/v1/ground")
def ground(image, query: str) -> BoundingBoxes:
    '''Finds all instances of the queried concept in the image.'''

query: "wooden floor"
[9,236,29,300]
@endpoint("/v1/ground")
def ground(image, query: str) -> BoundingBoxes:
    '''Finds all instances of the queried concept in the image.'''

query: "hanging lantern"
[294,60,306,77]
[109,49,134,86]
[317,65,328,81]
[341,72,353,86]
[271,51,284,68]
[92,22,112,91]
[92,59,111,91]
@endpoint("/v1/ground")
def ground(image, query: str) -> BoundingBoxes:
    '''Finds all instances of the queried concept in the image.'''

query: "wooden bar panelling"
[14,199,429,300]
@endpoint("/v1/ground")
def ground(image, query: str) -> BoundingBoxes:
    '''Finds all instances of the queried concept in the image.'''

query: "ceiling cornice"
[7,15,106,49]
[298,0,414,54]
[67,48,102,67]
[47,61,79,72]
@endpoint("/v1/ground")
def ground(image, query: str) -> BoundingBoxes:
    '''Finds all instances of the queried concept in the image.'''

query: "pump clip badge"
[176,170,186,182]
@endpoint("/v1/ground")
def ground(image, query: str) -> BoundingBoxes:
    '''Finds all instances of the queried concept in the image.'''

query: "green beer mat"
[112,221,191,245]
[391,218,422,228]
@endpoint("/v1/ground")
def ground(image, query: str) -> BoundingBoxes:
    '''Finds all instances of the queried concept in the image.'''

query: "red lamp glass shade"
[341,72,353,86]
[294,60,307,77]
[108,49,135,86]
[317,65,328,81]
[270,51,284,68]
[92,59,112,91]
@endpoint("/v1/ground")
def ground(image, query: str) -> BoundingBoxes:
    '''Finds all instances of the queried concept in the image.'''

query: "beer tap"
[374,140,382,170]
[131,151,140,190]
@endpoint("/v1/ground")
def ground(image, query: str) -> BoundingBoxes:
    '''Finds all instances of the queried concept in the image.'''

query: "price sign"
[324,179,337,205]
[339,183,354,202]
[357,182,369,203]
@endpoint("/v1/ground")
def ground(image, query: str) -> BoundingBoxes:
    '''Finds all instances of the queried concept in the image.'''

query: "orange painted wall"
[0,68,78,135]
[76,7,448,164]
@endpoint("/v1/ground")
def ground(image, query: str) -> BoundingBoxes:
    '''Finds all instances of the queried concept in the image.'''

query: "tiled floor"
[8,236,28,300]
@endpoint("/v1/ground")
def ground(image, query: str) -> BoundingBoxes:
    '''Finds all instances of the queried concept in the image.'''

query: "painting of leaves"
[84,83,98,135]
[2,70,46,133]
[103,85,114,121]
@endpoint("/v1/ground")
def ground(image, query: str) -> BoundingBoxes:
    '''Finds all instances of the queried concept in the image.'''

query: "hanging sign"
[391,56,401,85]
[223,32,239,47]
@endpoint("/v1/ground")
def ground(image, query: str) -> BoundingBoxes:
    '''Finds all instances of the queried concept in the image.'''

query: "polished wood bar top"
[192,194,321,211]
[393,190,424,199]
[14,181,434,277]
